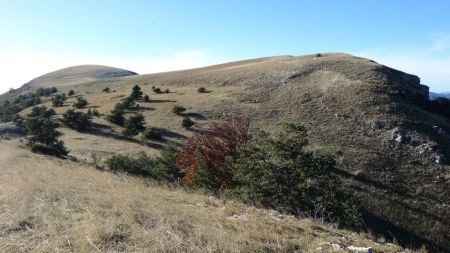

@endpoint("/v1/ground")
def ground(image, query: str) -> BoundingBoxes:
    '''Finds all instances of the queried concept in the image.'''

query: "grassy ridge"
[1,53,448,250]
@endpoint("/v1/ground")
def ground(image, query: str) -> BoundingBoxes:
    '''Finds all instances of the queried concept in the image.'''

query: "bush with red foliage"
[174,117,250,188]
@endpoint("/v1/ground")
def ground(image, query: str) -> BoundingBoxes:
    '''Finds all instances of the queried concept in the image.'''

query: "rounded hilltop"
[24,64,138,89]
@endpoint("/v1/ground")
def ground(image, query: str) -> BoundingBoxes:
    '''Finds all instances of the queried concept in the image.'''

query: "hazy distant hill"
[0,65,137,103]
[430,91,450,99]
[27,64,138,88]
[1,53,449,250]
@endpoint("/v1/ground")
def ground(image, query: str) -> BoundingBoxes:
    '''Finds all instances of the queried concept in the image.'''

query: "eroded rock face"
[384,126,448,164]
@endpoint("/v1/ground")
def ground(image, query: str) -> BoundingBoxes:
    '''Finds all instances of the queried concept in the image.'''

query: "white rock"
[226,213,248,221]
[347,246,373,253]
[330,243,342,250]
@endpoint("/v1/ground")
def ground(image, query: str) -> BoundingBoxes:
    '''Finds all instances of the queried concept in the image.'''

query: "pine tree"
[122,113,145,137]
[73,96,88,108]
[130,85,143,100]
[62,109,92,131]
[106,107,125,126]
[25,106,68,156]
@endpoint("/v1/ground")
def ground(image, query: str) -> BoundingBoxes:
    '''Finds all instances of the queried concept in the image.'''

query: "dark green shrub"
[61,109,92,131]
[144,95,150,102]
[197,87,207,93]
[103,87,110,93]
[120,97,135,109]
[172,105,186,115]
[73,96,88,109]
[165,88,170,93]
[25,106,68,157]
[189,150,217,192]
[1,102,22,122]
[153,88,162,94]
[88,108,100,117]
[142,127,163,140]
[51,94,66,107]
[226,123,361,228]
[28,106,56,118]
[52,98,64,107]
[11,93,41,110]
[36,87,57,96]
[106,107,125,126]
[105,146,179,181]
[130,85,143,100]
[182,117,194,129]
[122,113,145,137]
[68,89,75,96]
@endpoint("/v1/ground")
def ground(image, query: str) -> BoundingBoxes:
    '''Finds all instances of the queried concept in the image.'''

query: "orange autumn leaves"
[174,117,250,187]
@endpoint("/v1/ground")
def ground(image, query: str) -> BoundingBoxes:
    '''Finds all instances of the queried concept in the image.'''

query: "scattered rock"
[435,154,447,164]
[226,213,248,221]
[371,121,385,130]
[419,149,434,158]
[347,246,373,253]
[390,127,410,144]
[418,144,447,164]
[395,134,407,144]
[258,210,295,221]
[330,243,342,250]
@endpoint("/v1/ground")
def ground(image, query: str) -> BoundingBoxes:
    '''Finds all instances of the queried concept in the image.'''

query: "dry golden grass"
[2,53,447,250]
[0,139,405,252]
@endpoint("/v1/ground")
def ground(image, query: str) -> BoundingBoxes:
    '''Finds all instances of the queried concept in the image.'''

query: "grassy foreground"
[0,139,407,252]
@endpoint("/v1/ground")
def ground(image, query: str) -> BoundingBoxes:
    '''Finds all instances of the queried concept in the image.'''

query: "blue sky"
[0,0,449,92]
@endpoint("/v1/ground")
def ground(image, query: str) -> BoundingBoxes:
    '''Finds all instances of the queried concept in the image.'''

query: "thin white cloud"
[0,47,224,94]
[429,33,450,52]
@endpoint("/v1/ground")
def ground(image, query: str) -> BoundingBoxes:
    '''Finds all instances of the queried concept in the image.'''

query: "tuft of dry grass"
[0,139,406,252]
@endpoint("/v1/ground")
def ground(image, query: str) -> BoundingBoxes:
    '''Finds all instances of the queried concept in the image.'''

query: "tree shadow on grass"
[157,128,186,140]
[85,126,163,150]
[128,106,155,112]
[146,99,177,103]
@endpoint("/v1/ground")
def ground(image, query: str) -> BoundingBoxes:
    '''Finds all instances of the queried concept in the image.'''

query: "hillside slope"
[0,139,405,252]
[1,53,449,250]
[0,65,137,103]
